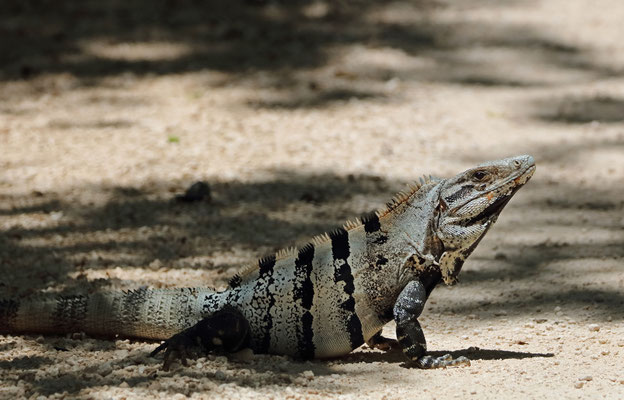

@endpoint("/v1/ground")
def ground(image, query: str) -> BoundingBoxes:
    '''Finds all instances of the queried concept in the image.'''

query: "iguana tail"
[0,288,216,340]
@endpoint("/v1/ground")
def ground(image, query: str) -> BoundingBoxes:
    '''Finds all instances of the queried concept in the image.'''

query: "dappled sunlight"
[80,40,194,62]
[2,1,624,398]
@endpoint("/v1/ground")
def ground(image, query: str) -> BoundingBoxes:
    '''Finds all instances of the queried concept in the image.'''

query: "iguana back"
[1,155,536,367]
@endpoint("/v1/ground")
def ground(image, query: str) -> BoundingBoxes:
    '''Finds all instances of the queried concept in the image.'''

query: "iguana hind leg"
[394,280,470,369]
[151,305,251,370]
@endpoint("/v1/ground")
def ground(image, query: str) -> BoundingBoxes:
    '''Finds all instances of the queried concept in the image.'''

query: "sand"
[1,0,623,398]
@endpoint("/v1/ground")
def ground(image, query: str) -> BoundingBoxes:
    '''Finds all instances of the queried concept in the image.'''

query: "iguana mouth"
[462,190,513,226]
[463,166,533,226]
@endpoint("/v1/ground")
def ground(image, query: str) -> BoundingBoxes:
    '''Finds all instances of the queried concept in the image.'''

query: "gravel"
[2,0,624,399]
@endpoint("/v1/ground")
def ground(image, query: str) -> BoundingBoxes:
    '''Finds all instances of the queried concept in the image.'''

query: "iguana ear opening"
[439,252,464,286]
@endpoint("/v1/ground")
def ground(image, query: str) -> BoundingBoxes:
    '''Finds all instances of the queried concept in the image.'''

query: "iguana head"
[435,154,536,284]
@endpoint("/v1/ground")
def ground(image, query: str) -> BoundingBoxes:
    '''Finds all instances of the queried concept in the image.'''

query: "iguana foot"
[414,354,471,369]
[150,306,250,370]
[366,331,399,351]
[150,330,203,371]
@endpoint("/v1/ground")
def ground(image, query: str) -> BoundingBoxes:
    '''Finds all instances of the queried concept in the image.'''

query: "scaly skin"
[1,155,535,369]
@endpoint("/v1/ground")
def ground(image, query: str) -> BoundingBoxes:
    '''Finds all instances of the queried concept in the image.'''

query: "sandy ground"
[1,0,624,399]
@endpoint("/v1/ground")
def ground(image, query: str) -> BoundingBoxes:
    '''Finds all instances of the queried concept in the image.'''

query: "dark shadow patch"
[0,355,53,370]
[248,88,384,110]
[531,95,624,124]
[449,75,536,88]
[338,345,553,366]
[0,171,398,294]
[428,347,554,362]
[0,0,619,109]
[47,119,134,130]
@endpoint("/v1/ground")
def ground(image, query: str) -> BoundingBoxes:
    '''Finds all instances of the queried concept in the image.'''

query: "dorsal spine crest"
[228,176,439,288]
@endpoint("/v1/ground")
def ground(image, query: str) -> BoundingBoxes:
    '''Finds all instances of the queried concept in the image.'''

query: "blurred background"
[1,0,623,397]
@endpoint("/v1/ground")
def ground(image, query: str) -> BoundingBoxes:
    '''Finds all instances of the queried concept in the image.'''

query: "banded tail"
[0,288,214,340]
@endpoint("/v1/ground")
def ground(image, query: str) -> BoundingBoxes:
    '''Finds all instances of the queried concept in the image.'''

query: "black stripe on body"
[0,299,19,331]
[254,254,276,353]
[362,212,381,233]
[293,244,315,359]
[362,212,387,244]
[53,295,89,331]
[228,274,242,288]
[330,228,364,350]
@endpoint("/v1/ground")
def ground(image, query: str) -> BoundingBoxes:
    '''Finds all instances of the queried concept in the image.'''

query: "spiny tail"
[0,288,214,340]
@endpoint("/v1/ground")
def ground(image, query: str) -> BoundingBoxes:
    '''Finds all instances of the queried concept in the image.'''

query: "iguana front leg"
[394,280,470,368]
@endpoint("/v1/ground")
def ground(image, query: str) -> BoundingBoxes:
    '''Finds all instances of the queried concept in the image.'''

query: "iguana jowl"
[0,155,535,369]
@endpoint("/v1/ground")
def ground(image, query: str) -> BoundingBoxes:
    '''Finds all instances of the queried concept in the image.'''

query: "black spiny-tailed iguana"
[0,155,535,369]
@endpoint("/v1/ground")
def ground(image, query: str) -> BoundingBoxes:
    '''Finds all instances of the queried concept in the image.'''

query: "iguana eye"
[472,170,487,181]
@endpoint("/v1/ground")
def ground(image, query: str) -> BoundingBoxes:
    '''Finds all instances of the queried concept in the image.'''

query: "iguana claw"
[415,354,471,369]
[150,306,251,370]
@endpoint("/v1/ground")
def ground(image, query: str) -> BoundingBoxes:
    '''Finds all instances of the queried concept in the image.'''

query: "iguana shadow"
[337,346,554,366]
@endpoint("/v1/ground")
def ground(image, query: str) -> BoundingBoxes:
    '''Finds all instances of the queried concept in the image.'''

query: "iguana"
[0,155,535,369]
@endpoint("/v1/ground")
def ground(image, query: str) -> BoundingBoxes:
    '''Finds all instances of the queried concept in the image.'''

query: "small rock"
[176,181,211,202]
[588,324,600,332]
[214,356,228,364]
[214,370,227,380]
[119,381,129,388]
[494,311,507,316]
[97,362,113,377]
[71,332,85,340]
[50,211,63,221]
[579,376,593,382]
[148,259,163,271]
[461,335,470,340]
[302,370,315,380]
[115,349,129,358]
[494,252,507,260]
[574,382,584,389]
[231,348,254,363]
[554,306,561,312]
[294,377,308,385]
